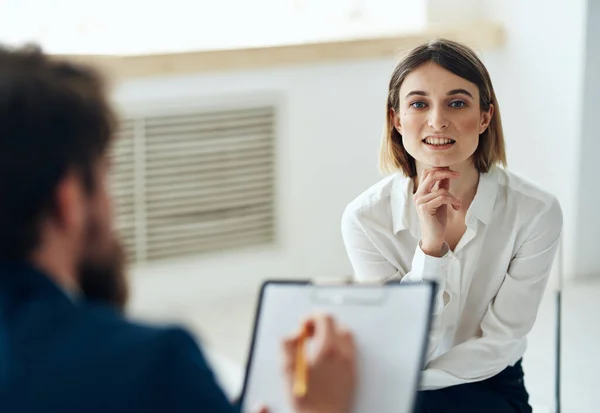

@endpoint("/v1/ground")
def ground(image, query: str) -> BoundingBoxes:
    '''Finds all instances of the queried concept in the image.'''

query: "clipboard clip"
[308,283,390,306]
[309,275,402,286]
[309,275,354,285]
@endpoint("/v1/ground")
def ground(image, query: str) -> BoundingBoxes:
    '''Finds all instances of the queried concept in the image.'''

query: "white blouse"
[341,166,562,390]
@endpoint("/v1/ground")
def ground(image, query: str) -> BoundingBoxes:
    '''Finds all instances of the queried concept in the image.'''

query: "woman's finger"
[419,194,461,215]
[416,169,459,195]
[419,167,456,183]
[415,189,460,207]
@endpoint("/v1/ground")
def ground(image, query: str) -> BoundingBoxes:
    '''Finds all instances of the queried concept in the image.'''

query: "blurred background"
[2,0,598,411]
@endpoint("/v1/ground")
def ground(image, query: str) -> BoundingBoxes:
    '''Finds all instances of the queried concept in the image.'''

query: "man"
[0,45,356,413]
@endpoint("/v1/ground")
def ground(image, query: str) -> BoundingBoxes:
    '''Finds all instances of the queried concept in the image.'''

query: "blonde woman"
[342,39,562,413]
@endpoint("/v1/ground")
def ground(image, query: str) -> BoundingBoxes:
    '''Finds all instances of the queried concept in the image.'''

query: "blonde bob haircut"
[380,39,507,177]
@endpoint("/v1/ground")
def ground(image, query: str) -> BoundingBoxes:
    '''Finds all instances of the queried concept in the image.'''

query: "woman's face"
[394,62,493,170]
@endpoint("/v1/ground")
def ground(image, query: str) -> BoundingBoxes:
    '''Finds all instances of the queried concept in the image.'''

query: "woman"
[341,39,562,413]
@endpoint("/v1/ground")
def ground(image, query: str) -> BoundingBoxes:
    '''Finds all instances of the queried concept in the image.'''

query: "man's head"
[0,44,128,310]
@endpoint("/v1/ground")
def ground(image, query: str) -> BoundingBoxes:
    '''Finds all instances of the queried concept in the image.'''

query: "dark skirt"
[413,360,532,413]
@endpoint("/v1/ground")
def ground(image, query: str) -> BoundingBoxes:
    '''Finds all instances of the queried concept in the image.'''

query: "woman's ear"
[479,104,494,134]
[391,109,402,134]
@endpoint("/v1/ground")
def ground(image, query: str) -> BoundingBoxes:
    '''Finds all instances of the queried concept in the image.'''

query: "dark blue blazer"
[0,262,238,413]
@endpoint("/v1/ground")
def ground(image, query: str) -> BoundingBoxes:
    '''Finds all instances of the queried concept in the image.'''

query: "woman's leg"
[413,360,532,413]
[414,383,515,413]
[479,359,532,413]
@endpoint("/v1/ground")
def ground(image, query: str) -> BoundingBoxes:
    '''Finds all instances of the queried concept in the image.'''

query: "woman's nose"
[428,107,449,130]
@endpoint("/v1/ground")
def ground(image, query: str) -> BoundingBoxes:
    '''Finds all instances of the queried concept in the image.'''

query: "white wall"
[118,4,592,409]
[479,0,587,281]
[125,1,594,317]
[124,0,592,315]
[475,1,588,408]
[574,0,600,278]
[120,59,397,314]
[427,0,485,24]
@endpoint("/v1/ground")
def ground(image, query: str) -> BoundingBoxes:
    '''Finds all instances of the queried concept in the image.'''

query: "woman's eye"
[449,100,466,108]
[410,101,427,109]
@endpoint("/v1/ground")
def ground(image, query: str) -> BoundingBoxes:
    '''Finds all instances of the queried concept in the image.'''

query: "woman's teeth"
[424,137,455,145]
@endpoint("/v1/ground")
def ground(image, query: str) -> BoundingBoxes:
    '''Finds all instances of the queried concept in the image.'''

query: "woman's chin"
[417,155,453,169]
[415,152,473,170]
[430,159,452,168]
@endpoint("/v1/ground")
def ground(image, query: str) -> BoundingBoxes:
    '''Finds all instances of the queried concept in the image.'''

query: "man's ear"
[54,171,86,234]
[391,109,402,134]
[479,104,494,134]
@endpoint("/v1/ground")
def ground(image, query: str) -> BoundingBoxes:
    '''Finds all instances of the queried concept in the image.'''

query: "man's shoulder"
[79,302,206,366]
[67,305,229,409]
[2,297,230,413]
[80,307,235,412]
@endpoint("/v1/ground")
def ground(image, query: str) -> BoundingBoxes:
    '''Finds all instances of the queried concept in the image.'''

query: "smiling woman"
[395,63,495,171]
[381,41,505,178]
[341,39,562,413]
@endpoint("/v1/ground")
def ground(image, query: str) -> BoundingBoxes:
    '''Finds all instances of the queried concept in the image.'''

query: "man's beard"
[77,221,129,312]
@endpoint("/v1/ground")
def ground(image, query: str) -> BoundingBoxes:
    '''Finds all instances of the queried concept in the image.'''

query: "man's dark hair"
[0,44,116,261]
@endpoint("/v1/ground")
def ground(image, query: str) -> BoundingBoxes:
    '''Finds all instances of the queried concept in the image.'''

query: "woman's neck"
[415,160,480,203]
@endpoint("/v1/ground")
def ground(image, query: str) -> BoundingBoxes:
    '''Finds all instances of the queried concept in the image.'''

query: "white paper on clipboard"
[239,280,436,413]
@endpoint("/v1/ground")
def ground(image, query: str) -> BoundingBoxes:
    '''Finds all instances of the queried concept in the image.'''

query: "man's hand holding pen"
[283,314,357,413]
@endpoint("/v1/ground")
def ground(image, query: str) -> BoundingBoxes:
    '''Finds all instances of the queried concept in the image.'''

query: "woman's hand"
[413,167,461,256]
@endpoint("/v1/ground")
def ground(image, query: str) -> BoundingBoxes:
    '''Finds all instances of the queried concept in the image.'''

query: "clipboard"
[239,280,436,413]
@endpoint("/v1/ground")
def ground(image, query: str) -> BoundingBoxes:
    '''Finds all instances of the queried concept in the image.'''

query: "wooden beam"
[56,21,504,81]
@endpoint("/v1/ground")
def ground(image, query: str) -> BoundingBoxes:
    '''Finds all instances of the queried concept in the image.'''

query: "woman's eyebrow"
[447,89,474,98]
[405,90,428,98]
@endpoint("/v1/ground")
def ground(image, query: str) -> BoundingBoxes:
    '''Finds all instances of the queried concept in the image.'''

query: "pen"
[292,324,309,397]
